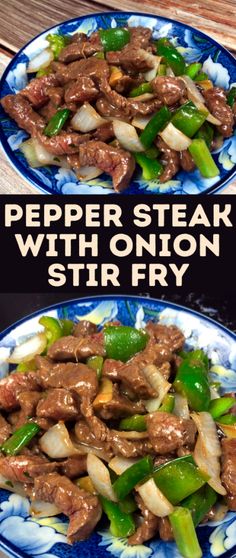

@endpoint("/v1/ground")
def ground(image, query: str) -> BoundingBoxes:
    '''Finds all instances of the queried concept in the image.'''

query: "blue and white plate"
[0,12,236,195]
[0,295,235,558]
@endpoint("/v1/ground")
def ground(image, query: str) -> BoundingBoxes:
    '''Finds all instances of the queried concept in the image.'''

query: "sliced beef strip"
[0,372,40,412]
[34,417,55,431]
[78,140,135,192]
[93,121,114,143]
[33,472,102,542]
[59,455,87,479]
[108,431,153,458]
[159,517,174,541]
[37,130,91,155]
[0,455,58,483]
[0,413,12,445]
[36,362,98,402]
[36,388,79,421]
[102,359,125,381]
[128,493,159,545]
[203,87,234,137]
[51,58,109,84]
[106,46,154,73]
[151,76,186,106]
[59,31,102,63]
[146,411,196,454]
[221,438,236,510]
[93,383,145,420]
[20,74,59,108]
[15,391,43,428]
[96,97,132,121]
[145,322,185,352]
[64,77,99,104]
[180,150,195,172]
[1,94,45,136]
[74,420,113,460]
[129,26,152,49]
[47,332,105,361]
[73,320,97,337]
[39,86,64,121]
[100,80,162,117]
[155,137,180,182]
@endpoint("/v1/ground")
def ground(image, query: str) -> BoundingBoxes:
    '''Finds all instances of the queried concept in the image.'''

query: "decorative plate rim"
[0,10,236,195]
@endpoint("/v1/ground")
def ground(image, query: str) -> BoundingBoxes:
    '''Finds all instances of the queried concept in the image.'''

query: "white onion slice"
[0,474,26,497]
[109,456,139,475]
[192,412,226,495]
[144,56,162,81]
[30,500,60,518]
[39,422,79,458]
[142,364,171,412]
[27,48,54,73]
[20,139,69,169]
[77,166,103,181]
[159,122,192,151]
[174,394,190,419]
[131,115,152,130]
[113,119,144,152]
[166,66,175,77]
[112,430,148,439]
[8,332,47,364]
[130,93,155,102]
[181,75,221,125]
[71,102,106,132]
[87,454,117,501]
[137,478,173,516]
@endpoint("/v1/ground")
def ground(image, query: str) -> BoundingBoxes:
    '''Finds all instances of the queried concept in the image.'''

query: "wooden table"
[0,0,235,194]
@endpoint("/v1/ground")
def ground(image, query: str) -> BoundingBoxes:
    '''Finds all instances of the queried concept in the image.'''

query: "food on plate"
[1,26,235,191]
[0,314,235,558]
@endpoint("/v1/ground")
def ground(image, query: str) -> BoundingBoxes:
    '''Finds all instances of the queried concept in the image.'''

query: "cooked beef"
[100,80,162,117]
[64,78,99,104]
[33,472,102,542]
[47,333,105,360]
[36,388,79,421]
[145,322,185,352]
[0,372,40,412]
[73,320,98,337]
[78,140,135,192]
[203,87,234,137]
[60,455,87,478]
[112,75,140,94]
[106,46,154,73]
[154,455,173,468]
[221,438,236,510]
[21,74,59,107]
[159,517,174,541]
[52,58,109,84]
[0,413,12,445]
[93,121,114,142]
[93,383,145,419]
[37,362,98,401]
[59,37,102,64]
[146,412,196,453]
[74,420,113,460]
[0,455,57,483]
[128,494,159,545]
[129,26,152,49]
[152,76,186,106]
[102,359,124,381]
[1,94,45,136]
[108,431,153,458]
[96,97,131,121]
[35,355,55,371]
[34,417,55,430]
[156,137,180,182]
[40,86,64,120]
[37,131,91,155]
[15,391,43,427]
[180,150,195,172]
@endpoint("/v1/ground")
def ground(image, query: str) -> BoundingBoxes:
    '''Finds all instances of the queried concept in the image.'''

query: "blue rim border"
[1,294,235,342]
[0,10,235,196]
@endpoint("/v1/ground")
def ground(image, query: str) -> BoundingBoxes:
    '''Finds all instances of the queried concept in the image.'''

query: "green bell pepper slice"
[174,359,211,412]
[169,507,202,558]
[171,101,207,138]
[99,28,130,52]
[209,396,235,419]
[16,359,36,372]
[39,315,63,348]
[194,122,214,148]
[158,63,166,76]
[46,33,70,60]
[44,108,71,137]
[140,106,171,148]
[113,456,153,500]
[145,145,160,159]
[158,393,175,413]
[227,86,236,107]
[129,82,153,98]
[104,326,149,362]
[185,63,202,80]
[181,485,217,527]
[36,67,52,78]
[188,139,219,178]
[194,72,209,82]
[119,414,147,432]
[60,319,74,336]
[100,496,135,537]
[134,152,163,180]
[156,38,186,76]
[119,494,137,514]
[217,414,236,425]
[86,355,104,379]
[1,422,40,456]
[153,457,208,504]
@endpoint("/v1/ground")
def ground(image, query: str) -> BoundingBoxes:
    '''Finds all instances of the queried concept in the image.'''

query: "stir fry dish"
[0,317,235,558]
[1,26,236,191]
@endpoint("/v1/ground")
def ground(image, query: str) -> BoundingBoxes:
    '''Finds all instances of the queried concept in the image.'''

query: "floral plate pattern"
[0,295,235,558]
[0,12,236,195]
